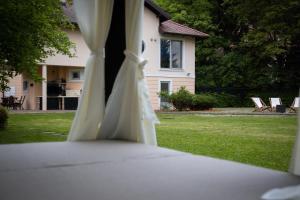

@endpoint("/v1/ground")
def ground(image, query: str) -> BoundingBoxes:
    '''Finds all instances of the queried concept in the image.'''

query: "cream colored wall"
[7,74,23,97]
[0,74,37,110]
[146,76,195,110]
[0,75,23,104]
[143,7,195,110]
[42,30,90,67]
[65,67,84,90]
[66,82,82,91]
[143,8,196,78]
[143,8,160,73]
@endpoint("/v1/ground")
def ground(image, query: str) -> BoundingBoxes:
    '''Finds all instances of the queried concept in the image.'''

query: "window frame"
[158,79,173,109]
[160,38,183,70]
[68,68,85,82]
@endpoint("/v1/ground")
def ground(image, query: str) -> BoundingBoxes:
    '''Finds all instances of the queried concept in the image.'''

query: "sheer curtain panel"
[68,0,114,141]
[98,0,159,145]
[289,92,300,175]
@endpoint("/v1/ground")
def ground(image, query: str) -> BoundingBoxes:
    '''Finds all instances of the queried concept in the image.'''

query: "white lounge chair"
[251,97,271,112]
[290,97,299,112]
[269,97,283,112]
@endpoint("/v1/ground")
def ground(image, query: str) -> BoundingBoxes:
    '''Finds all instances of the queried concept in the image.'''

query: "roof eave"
[159,27,209,38]
[145,0,171,22]
[160,31,209,38]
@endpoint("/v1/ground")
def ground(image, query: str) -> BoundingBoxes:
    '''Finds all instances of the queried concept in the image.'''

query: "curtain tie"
[124,50,147,79]
[91,48,105,58]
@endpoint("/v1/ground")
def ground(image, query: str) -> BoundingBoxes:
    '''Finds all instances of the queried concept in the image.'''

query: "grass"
[157,114,297,172]
[0,113,73,143]
[0,112,297,171]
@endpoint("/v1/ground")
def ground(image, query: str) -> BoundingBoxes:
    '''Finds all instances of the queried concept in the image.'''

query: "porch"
[37,65,83,110]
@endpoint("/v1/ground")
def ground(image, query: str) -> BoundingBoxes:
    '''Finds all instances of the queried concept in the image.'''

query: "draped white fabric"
[262,184,300,200]
[289,92,300,175]
[68,0,114,141]
[98,0,159,145]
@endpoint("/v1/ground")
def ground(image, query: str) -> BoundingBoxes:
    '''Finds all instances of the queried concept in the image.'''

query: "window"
[160,81,171,109]
[23,81,28,91]
[69,69,84,81]
[71,71,80,80]
[161,39,182,69]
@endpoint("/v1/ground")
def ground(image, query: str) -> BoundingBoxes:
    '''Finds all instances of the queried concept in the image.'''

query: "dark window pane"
[161,82,169,93]
[161,39,170,68]
[171,40,182,68]
[72,72,80,80]
[23,81,28,91]
[160,81,170,109]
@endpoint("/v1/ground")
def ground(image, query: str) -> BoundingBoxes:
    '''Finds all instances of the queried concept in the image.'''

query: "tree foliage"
[155,0,300,92]
[0,0,74,91]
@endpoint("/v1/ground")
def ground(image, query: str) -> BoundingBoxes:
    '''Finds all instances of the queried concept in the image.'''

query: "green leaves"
[0,0,75,83]
[156,0,300,90]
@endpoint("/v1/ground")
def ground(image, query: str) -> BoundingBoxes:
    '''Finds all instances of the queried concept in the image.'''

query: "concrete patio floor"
[0,140,299,200]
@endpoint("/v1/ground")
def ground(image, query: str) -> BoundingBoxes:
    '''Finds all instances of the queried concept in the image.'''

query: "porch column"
[42,65,47,111]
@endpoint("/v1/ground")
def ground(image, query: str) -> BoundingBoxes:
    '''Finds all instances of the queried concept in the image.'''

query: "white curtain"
[98,0,159,145]
[289,92,300,175]
[68,0,114,141]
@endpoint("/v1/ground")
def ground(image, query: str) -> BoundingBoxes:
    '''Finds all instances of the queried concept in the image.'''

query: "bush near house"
[0,105,8,129]
[191,94,217,110]
[211,93,241,107]
[159,87,217,111]
[170,87,193,111]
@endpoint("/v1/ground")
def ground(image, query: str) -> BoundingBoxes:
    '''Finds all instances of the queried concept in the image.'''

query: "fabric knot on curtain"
[69,0,158,145]
[124,49,147,79]
[67,0,114,141]
[91,48,105,58]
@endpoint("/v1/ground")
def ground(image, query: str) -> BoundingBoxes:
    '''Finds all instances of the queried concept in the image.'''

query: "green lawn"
[0,112,297,171]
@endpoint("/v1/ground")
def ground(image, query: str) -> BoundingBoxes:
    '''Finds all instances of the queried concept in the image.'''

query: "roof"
[160,20,209,38]
[144,0,170,22]
[62,1,208,38]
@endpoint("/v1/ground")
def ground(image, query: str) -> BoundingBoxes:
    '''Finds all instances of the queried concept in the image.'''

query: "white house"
[4,0,208,111]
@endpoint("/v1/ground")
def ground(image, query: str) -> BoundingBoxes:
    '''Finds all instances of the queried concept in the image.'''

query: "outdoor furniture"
[14,96,25,110]
[1,96,17,109]
[251,97,271,112]
[269,97,283,112]
[290,97,300,112]
[8,96,18,110]
[1,97,9,107]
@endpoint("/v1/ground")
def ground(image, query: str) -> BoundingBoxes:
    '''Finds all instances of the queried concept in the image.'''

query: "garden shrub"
[211,93,241,107]
[159,87,217,111]
[170,87,193,111]
[0,105,8,129]
[191,94,217,110]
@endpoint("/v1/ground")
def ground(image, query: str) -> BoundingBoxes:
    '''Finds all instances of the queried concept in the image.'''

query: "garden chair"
[269,97,282,112]
[1,97,9,108]
[251,97,271,112]
[290,97,299,112]
[14,96,25,110]
[8,96,17,110]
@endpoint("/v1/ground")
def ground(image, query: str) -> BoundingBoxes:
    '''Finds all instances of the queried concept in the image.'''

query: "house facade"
[4,1,208,111]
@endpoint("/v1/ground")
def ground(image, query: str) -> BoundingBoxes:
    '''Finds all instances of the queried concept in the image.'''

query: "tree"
[0,0,74,93]
[0,62,14,98]
[155,0,300,96]
[227,0,300,88]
